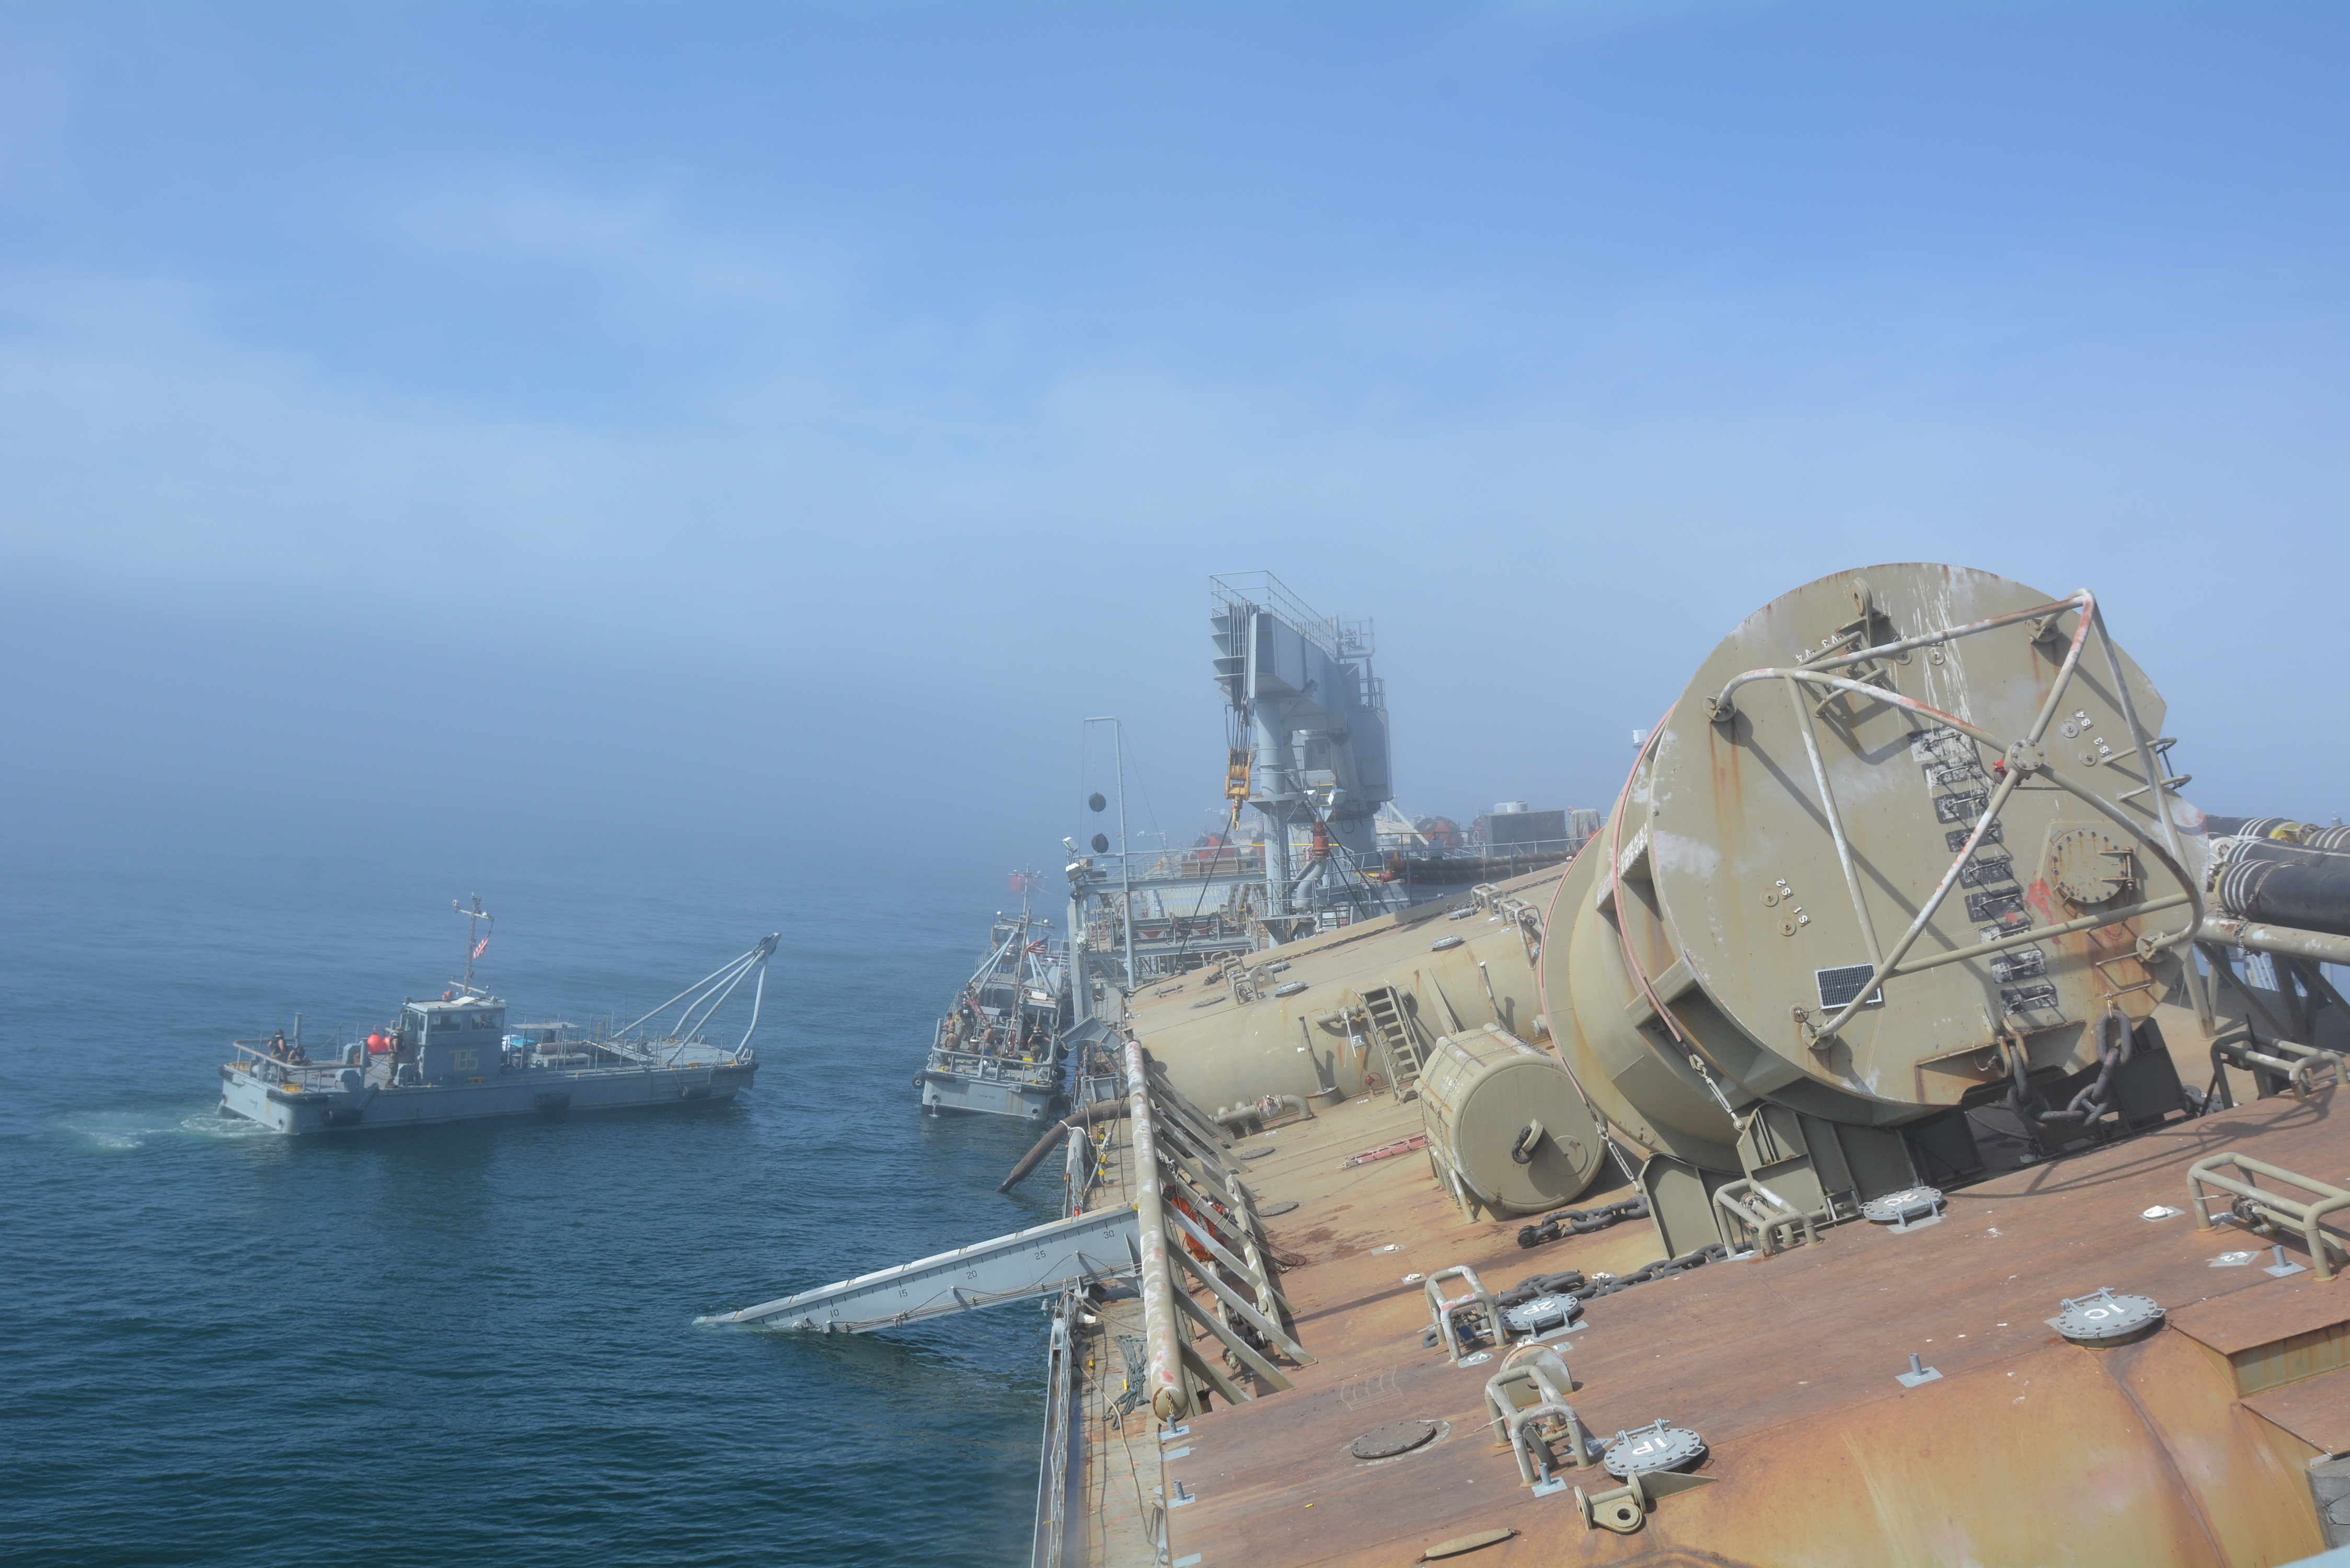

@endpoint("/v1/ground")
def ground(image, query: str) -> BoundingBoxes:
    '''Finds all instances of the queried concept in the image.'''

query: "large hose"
[2203,816,2349,848]
[996,1099,1133,1192]
[2213,836,2350,940]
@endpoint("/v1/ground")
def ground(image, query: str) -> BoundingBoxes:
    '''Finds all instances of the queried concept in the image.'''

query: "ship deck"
[1066,1022,2350,1566]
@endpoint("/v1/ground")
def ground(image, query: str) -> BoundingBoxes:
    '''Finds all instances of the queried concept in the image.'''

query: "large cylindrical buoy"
[1538,564,2206,1251]
[1417,1026,1604,1218]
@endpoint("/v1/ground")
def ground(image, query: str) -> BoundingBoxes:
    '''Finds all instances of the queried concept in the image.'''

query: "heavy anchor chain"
[1515,1195,1648,1250]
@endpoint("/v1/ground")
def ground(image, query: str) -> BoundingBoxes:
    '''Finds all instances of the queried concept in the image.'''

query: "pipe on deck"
[1128,1038,1190,1421]
[1214,1094,1315,1133]
[2201,915,2350,969]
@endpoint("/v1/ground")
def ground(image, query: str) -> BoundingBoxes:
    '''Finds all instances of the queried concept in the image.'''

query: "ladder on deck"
[1358,985,1427,1096]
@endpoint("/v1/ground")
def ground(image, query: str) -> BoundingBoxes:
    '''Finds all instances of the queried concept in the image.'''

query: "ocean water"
[0,838,1067,1566]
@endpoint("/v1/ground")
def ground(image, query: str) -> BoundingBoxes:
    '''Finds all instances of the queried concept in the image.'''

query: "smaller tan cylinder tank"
[1418,1025,1604,1217]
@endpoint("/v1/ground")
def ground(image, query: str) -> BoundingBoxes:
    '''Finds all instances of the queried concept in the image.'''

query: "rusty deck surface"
[1068,1070,2350,1567]
[1072,1109,1170,1568]
[2245,1366,2350,1456]
[2171,1275,2350,1358]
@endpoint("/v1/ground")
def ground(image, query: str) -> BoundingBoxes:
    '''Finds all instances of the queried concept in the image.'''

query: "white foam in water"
[61,1111,184,1150]
[60,1106,269,1148]
[181,1109,272,1140]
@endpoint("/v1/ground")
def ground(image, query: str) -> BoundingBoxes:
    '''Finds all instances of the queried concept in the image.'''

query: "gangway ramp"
[695,1205,1140,1333]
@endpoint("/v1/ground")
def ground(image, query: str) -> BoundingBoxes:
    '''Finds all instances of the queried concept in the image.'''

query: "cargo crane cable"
[1158,699,1257,975]
[1164,794,1245,975]
[606,935,779,1065]
[1706,590,2206,1048]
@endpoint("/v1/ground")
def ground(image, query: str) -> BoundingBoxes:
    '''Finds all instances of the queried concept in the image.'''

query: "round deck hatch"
[1862,1186,1945,1225]
[1603,1420,1706,1478]
[2049,1287,2164,1344]
[1349,1419,1438,1461]
[1502,1295,1580,1334]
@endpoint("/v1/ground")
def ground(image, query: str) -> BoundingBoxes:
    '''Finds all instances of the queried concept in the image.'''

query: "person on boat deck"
[268,1029,287,1059]
[286,1041,307,1065]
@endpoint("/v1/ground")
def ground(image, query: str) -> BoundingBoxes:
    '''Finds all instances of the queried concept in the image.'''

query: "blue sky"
[2,3,2344,872]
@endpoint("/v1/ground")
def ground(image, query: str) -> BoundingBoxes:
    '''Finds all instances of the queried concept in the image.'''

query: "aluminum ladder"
[1358,984,1427,1096]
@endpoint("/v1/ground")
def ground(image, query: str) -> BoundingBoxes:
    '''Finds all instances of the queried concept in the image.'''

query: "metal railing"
[227,1042,359,1087]
[1210,571,1371,662]
[1384,838,1589,887]
[1030,1286,1085,1568]
[1125,1037,1312,1419]
[1424,1265,1505,1365]
[1712,1179,1818,1257]
[926,1044,1059,1087]
[231,1034,745,1091]
[2189,1152,2350,1282]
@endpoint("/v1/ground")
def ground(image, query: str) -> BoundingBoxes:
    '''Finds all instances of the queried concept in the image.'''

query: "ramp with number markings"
[696,1204,1140,1333]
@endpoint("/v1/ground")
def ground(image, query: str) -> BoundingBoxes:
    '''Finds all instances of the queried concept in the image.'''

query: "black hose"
[996,1100,1132,1192]
[2205,816,2298,840]
[2216,837,2350,939]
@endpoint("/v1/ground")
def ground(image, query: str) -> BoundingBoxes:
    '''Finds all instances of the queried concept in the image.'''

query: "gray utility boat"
[219,897,778,1135]
[916,891,1071,1122]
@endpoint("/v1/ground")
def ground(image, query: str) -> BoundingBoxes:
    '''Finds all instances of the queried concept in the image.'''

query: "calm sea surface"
[1,838,1066,1566]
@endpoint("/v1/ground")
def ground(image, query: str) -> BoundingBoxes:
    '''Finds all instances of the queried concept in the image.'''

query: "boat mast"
[1085,717,1138,999]
[453,894,491,994]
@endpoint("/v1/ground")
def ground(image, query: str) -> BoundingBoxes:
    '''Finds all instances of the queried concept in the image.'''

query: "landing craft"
[914,886,1076,1123]
[220,898,776,1134]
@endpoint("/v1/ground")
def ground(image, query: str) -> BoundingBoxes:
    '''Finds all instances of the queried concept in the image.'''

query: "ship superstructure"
[1058,576,1592,1004]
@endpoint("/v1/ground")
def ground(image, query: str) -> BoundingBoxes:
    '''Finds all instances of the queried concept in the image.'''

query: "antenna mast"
[453,894,492,993]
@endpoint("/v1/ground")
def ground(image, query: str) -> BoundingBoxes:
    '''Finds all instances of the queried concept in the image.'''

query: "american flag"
[473,937,490,960]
